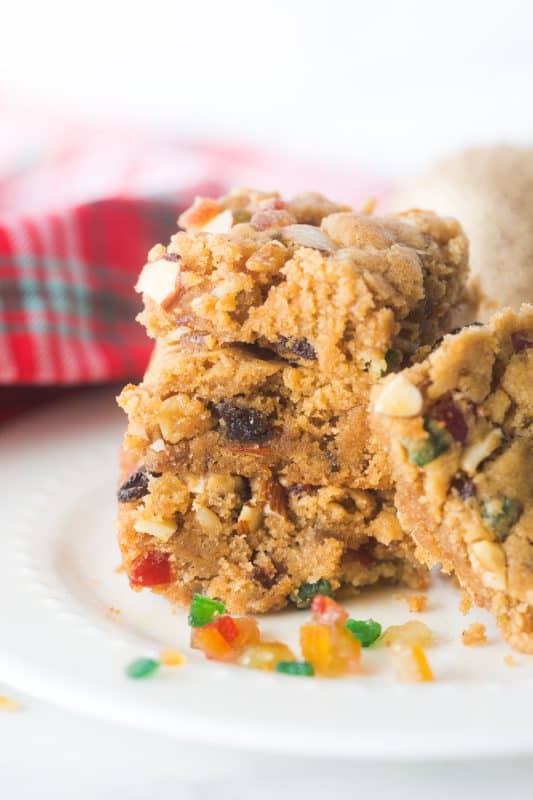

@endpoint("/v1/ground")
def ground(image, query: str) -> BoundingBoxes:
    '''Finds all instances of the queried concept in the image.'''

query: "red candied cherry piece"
[311,594,349,625]
[212,615,240,643]
[430,394,468,444]
[130,551,172,587]
[511,331,533,353]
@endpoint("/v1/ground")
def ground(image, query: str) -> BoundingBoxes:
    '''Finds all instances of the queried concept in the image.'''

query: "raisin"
[118,467,149,502]
[511,331,533,353]
[277,336,317,361]
[320,434,339,472]
[481,495,523,541]
[213,401,272,443]
[164,252,180,262]
[431,394,468,443]
[451,475,476,500]
[384,348,402,373]
[253,566,278,590]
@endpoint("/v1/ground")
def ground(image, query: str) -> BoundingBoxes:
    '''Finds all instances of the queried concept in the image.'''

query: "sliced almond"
[193,503,223,535]
[374,374,423,417]
[237,502,264,535]
[200,208,234,233]
[150,438,166,453]
[135,258,180,305]
[134,514,177,542]
[281,224,337,253]
[461,428,502,475]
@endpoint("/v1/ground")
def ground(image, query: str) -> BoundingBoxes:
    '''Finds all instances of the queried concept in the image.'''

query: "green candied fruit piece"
[188,594,226,627]
[276,661,315,677]
[481,495,523,541]
[125,657,160,679]
[384,348,401,373]
[345,618,382,647]
[402,418,452,467]
[291,579,333,609]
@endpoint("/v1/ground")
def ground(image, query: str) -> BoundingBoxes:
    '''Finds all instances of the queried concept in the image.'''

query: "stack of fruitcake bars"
[117,189,469,613]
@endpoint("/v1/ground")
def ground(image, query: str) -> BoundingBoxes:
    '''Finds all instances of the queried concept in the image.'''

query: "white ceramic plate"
[2,390,533,760]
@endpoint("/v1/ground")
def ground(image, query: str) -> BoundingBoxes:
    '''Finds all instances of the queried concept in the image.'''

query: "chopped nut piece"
[200,208,234,233]
[461,428,502,475]
[150,438,166,453]
[281,224,337,253]
[462,622,487,646]
[133,513,177,541]
[469,540,506,591]
[178,197,221,231]
[193,503,223,535]
[236,502,263,535]
[158,394,210,444]
[135,258,180,305]
[374,374,423,417]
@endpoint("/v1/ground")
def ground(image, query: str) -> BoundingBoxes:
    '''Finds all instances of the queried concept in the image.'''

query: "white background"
[2,0,533,174]
[2,2,533,797]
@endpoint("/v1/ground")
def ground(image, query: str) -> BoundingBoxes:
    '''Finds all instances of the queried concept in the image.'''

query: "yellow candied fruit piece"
[238,642,295,672]
[381,620,434,648]
[0,695,21,712]
[390,643,434,683]
[160,648,186,667]
[300,622,361,677]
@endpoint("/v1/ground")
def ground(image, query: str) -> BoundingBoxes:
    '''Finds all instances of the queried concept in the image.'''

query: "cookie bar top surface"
[136,188,469,376]
[372,305,533,651]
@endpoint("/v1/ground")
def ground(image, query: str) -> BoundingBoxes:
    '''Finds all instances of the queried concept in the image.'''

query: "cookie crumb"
[403,594,428,613]
[462,623,487,646]
[459,590,472,615]
[504,654,517,667]
[0,695,21,712]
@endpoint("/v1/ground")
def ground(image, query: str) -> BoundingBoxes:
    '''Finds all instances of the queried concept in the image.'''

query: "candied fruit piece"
[213,615,239,643]
[160,648,186,666]
[130,551,172,587]
[300,622,361,677]
[213,401,272,443]
[238,642,295,671]
[291,579,333,609]
[451,475,476,500]
[431,394,468,444]
[311,594,349,625]
[402,418,452,467]
[389,644,434,682]
[345,618,382,647]
[188,594,225,627]
[481,495,523,541]
[381,620,434,648]
[190,625,234,661]
[118,467,149,502]
[276,661,314,677]
[230,616,261,650]
[125,657,160,679]
[384,348,401,373]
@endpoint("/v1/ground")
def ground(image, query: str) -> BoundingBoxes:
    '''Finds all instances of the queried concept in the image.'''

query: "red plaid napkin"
[0,99,389,420]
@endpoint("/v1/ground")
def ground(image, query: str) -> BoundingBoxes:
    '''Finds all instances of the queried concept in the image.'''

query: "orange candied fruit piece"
[238,642,295,671]
[190,615,260,662]
[390,643,434,682]
[300,622,361,677]
[160,648,186,667]
[310,594,349,625]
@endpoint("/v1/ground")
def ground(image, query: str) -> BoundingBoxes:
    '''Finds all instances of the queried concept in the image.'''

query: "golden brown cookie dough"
[372,305,533,652]
[117,188,470,613]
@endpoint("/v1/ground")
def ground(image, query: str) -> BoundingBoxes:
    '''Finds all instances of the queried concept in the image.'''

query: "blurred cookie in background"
[391,146,533,319]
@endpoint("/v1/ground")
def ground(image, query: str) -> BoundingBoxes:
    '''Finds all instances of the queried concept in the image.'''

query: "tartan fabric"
[0,102,388,420]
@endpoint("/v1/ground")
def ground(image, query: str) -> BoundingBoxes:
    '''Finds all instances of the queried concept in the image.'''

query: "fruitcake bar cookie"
[118,337,391,490]
[117,461,426,614]
[136,188,469,377]
[372,305,533,651]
